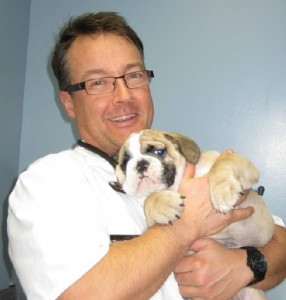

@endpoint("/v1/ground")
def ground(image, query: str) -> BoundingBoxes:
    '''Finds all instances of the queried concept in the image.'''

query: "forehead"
[66,33,144,81]
[127,132,167,155]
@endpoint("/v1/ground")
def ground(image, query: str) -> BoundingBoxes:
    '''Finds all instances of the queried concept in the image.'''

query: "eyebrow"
[83,69,106,79]
[83,62,145,79]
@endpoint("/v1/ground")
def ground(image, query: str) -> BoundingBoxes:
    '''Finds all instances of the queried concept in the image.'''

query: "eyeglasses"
[66,70,154,95]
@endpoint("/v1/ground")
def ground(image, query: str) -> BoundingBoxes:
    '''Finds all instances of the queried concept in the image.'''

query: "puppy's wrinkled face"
[115,130,198,198]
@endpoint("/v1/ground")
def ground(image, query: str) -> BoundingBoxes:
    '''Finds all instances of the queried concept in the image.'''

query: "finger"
[174,253,195,273]
[175,270,195,285]
[183,162,196,179]
[226,206,254,224]
[174,239,213,273]
[217,148,234,160]
[175,274,199,297]
[177,284,205,300]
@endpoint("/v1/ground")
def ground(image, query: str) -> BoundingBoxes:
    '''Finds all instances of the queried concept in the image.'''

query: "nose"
[112,78,132,104]
[136,159,149,173]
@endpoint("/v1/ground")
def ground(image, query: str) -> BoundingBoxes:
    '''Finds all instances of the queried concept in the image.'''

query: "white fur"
[122,133,169,198]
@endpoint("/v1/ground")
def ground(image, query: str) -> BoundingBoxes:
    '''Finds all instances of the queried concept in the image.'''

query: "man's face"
[60,33,154,155]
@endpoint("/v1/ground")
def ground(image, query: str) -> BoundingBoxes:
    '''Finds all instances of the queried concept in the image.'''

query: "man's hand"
[174,239,253,300]
[177,158,254,242]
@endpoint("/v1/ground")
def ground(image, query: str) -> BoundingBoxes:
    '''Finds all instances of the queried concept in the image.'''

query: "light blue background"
[1,0,285,298]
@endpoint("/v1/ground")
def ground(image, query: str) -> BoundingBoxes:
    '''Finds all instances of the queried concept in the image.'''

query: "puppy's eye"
[146,145,155,153]
[154,148,166,156]
[145,145,166,156]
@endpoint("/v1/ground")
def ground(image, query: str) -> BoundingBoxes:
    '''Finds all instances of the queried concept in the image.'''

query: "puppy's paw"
[109,181,124,193]
[209,175,242,213]
[208,153,260,213]
[144,190,185,226]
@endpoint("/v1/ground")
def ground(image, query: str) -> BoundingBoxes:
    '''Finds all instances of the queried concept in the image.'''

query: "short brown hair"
[51,12,144,91]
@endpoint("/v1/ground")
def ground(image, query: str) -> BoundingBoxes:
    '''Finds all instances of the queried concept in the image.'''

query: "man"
[8,12,286,300]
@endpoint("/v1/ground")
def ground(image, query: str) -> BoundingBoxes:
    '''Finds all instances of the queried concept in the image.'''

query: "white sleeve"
[8,153,110,300]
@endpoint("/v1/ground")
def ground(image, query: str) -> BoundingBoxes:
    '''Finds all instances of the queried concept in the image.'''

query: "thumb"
[183,162,196,178]
[217,148,234,160]
[228,206,255,223]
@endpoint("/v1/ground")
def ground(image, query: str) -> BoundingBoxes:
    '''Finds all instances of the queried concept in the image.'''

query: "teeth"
[111,114,135,122]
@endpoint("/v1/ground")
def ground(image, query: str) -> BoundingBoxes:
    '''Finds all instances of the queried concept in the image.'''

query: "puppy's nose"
[136,159,149,173]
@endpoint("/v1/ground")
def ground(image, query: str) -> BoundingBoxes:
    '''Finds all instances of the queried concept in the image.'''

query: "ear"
[165,132,201,164]
[59,90,76,119]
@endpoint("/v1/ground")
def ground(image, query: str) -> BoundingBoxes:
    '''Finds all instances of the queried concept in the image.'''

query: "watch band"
[241,246,267,286]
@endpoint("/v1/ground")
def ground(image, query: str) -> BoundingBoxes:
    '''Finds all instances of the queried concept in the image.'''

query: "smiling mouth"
[110,114,136,122]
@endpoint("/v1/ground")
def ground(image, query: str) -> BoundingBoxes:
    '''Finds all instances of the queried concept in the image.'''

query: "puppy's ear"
[165,133,201,164]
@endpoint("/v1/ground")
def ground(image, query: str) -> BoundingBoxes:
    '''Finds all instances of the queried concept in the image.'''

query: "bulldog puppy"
[114,129,273,241]
[113,129,274,300]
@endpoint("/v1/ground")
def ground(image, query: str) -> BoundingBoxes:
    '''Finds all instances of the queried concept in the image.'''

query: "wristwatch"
[241,246,267,286]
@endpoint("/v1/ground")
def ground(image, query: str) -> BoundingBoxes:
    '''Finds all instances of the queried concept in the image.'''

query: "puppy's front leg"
[144,190,185,226]
[208,153,260,213]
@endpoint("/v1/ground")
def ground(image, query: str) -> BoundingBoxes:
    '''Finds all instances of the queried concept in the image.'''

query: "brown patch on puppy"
[139,129,200,164]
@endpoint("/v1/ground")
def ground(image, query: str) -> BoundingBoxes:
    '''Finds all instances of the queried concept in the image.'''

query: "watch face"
[253,251,267,273]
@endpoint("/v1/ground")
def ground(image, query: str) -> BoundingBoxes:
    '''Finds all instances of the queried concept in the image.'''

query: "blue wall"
[2,0,286,298]
[0,0,30,291]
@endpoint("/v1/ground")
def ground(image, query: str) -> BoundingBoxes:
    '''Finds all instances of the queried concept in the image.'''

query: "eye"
[129,71,143,79]
[154,148,166,156]
[146,145,155,153]
[87,78,110,91]
[145,145,166,156]
[90,79,106,87]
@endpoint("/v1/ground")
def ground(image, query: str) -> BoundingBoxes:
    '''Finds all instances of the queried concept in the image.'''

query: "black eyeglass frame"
[66,70,154,95]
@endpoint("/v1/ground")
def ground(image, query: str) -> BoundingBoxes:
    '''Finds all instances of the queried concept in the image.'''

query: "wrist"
[158,217,202,252]
[149,223,191,253]
[241,246,267,286]
[234,248,255,286]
